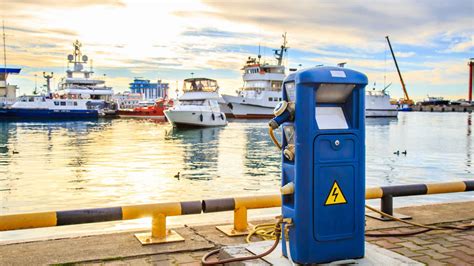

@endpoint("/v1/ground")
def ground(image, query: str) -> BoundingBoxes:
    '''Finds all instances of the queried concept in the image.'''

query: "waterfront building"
[113,92,143,109]
[129,78,169,100]
[0,67,21,107]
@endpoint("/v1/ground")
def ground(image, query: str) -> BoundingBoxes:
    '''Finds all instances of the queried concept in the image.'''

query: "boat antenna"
[383,82,392,93]
[384,39,387,89]
[43,72,53,95]
[274,32,289,66]
[2,21,6,77]
[34,74,38,94]
[258,43,261,63]
[175,80,179,97]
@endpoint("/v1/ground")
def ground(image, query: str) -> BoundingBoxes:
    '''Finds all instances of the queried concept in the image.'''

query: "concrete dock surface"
[0,201,473,265]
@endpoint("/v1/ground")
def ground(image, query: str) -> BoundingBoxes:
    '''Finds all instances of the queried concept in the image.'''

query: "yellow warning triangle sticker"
[324,181,347,205]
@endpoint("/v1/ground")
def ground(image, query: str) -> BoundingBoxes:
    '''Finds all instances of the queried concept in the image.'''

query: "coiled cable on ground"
[245,222,280,243]
[243,205,473,243]
[364,204,474,236]
[201,217,284,265]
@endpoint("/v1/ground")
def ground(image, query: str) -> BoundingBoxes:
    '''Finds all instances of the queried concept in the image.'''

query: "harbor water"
[0,112,473,240]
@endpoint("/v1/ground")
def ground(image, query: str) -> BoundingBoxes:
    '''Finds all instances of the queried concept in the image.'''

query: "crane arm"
[385,36,411,102]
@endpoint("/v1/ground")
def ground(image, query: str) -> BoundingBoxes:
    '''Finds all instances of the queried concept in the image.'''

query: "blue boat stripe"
[56,207,122,225]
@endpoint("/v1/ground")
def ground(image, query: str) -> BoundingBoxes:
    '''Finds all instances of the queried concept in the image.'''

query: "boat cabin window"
[268,97,273,101]
[54,101,60,106]
[183,79,218,92]
[74,102,78,106]
[60,102,66,106]
[180,100,205,106]
[28,97,34,102]
[245,68,260,74]
[90,95,101,100]
[271,81,282,90]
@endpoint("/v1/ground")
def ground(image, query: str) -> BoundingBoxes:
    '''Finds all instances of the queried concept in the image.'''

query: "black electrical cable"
[201,217,283,265]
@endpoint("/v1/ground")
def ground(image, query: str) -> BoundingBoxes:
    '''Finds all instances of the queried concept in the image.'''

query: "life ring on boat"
[199,114,203,122]
[211,113,215,120]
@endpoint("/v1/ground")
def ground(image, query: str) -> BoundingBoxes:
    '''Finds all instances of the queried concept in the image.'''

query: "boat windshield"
[183,79,218,92]
[180,100,205,106]
[242,80,282,91]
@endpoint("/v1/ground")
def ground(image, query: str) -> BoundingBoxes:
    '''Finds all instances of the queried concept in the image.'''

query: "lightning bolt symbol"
[331,187,339,202]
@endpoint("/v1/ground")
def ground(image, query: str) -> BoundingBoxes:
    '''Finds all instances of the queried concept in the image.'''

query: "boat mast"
[385,35,412,104]
[274,32,288,66]
[258,43,261,64]
[43,72,53,95]
[2,21,6,76]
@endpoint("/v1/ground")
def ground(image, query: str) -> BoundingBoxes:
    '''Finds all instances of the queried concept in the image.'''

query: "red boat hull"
[117,99,172,120]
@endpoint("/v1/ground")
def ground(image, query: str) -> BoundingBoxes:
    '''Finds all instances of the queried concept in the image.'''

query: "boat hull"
[0,108,98,119]
[226,102,274,119]
[218,102,234,118]
[365,109,398,117]
[118,114,166,120]
[222,94,276,119]
[164,110,227,127]
[118,110,165,120]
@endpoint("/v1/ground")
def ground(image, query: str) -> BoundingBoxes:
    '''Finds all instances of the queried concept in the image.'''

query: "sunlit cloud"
[2,0,472,100]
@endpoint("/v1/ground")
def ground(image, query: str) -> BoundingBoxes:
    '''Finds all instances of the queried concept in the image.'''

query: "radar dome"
[67,54,74,61]
[82,55,88,62]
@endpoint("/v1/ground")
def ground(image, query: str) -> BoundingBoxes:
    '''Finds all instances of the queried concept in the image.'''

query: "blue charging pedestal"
[280,66,368,264]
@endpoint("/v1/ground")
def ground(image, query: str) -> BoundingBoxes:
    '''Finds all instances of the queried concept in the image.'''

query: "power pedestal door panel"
[313,164,356,241]
[314,134,356,163]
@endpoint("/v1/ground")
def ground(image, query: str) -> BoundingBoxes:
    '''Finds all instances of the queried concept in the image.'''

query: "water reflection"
[165,127,222,180]
[0,113,472,216]
[365,117,398,127]
[243,121,280,176]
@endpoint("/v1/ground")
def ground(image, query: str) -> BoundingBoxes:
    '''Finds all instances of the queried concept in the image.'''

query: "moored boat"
[419,96,450,106]
[165,78,227,127]
[222,33,288,119]
[0,95,99,119]
[0,40,116,120]
[118,98,172,120]
[365,88,398,117]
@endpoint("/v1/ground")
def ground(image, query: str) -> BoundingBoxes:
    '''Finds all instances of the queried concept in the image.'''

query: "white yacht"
[55,40,117,115]
[0,40,116,119]
[0,95,99,119]
[164,78,227,127]
[222,34,288,119]
[365,88,398,117]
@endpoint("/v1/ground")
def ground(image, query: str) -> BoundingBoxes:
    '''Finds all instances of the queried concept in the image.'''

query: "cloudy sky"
[2,0,473,100]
